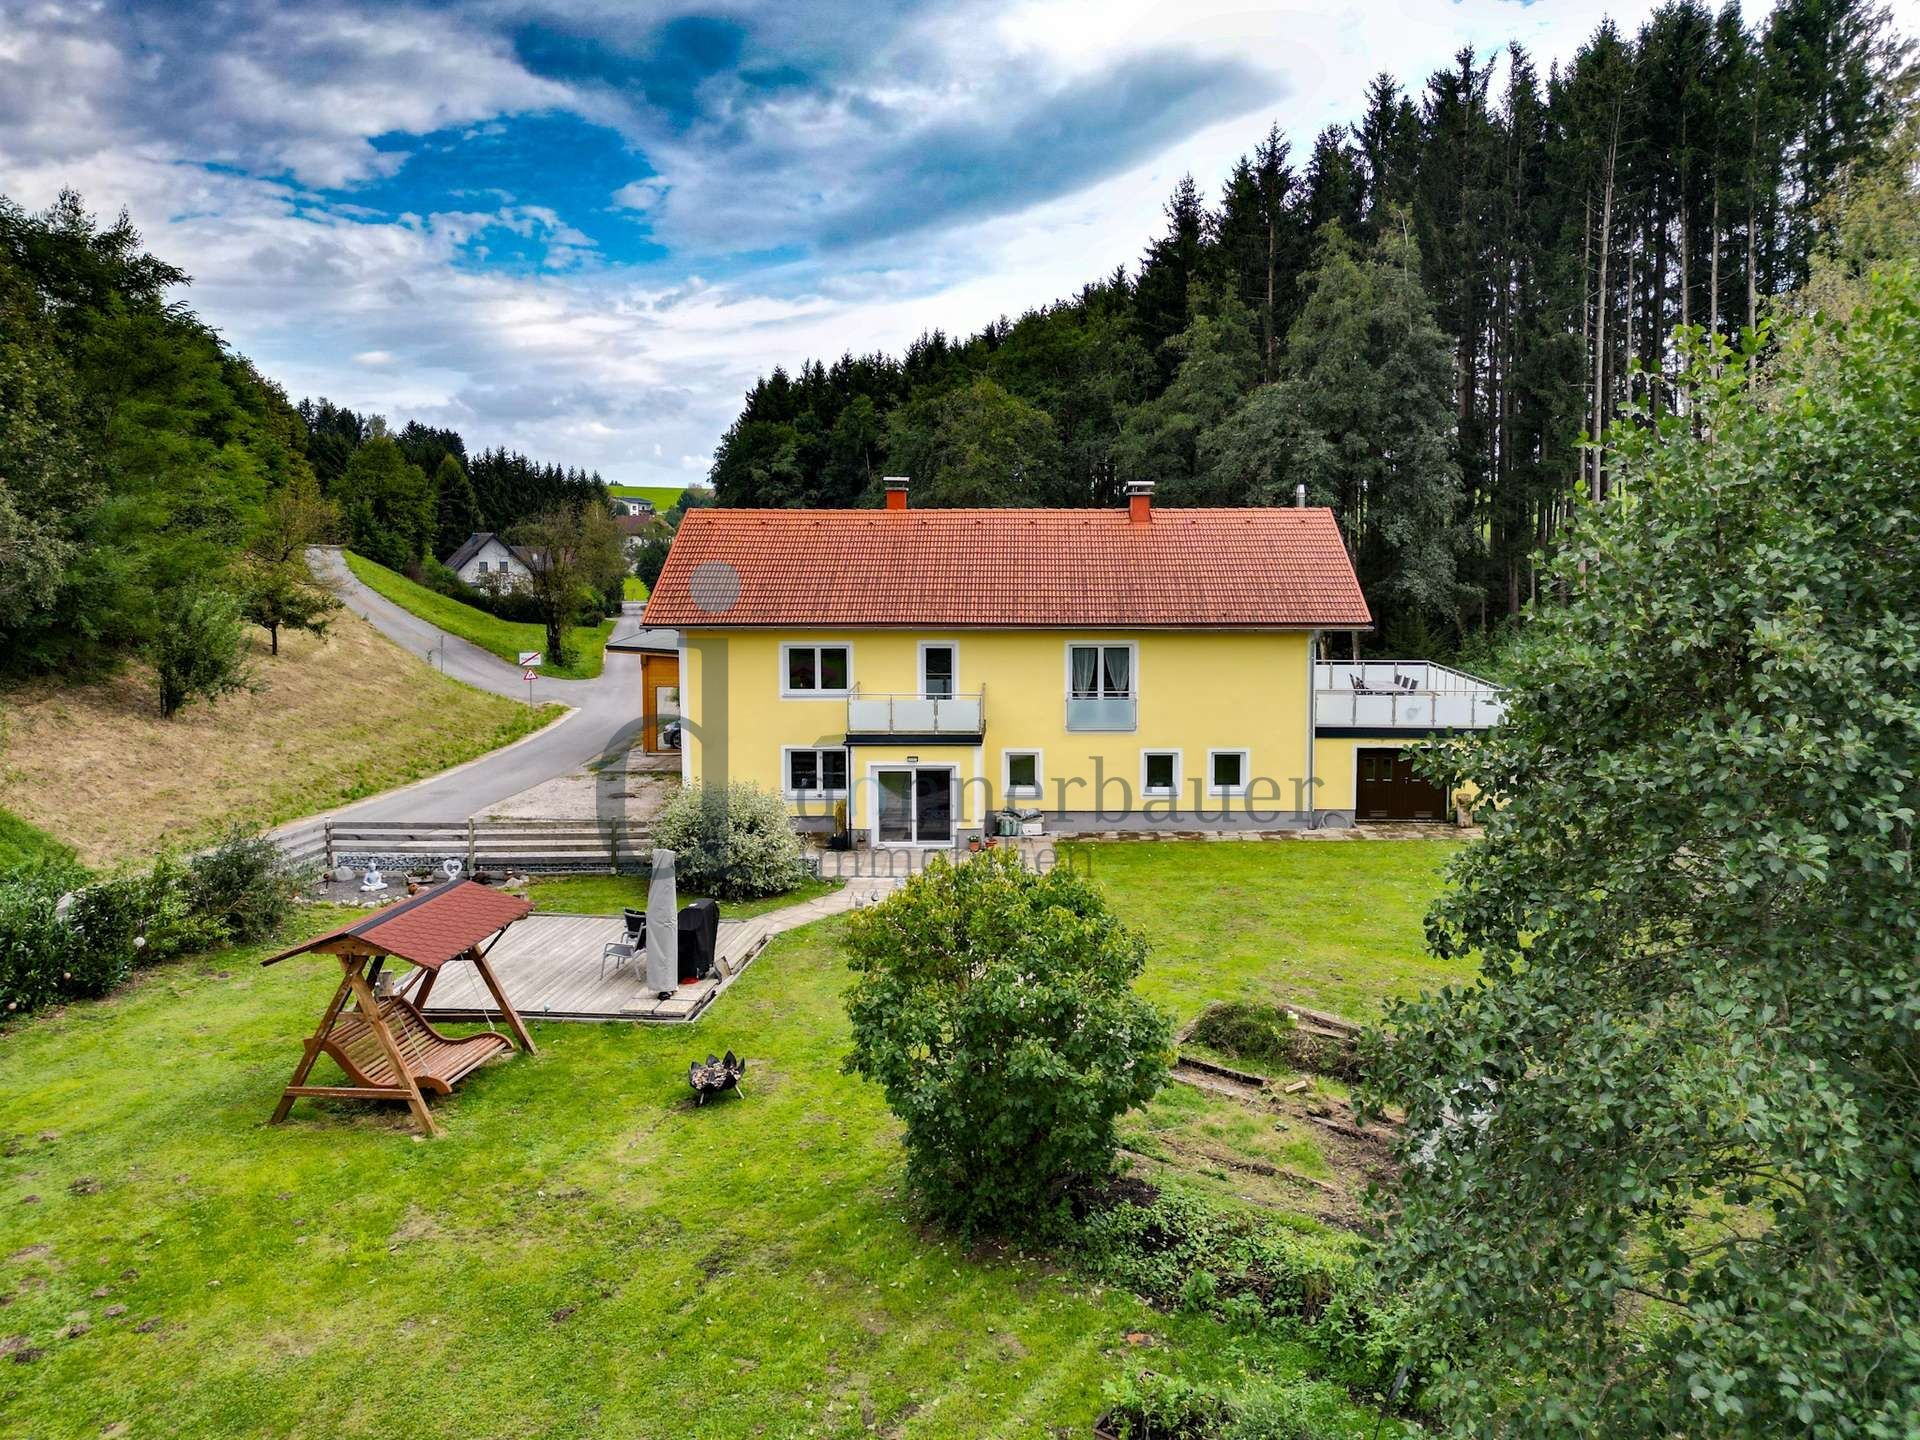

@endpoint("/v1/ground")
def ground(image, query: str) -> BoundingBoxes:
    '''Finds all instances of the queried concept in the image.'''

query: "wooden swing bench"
[320,995,509,1097]
[263,880,538,1136]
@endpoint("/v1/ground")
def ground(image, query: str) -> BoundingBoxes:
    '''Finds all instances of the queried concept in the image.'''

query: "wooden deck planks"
[418,913,765,1024]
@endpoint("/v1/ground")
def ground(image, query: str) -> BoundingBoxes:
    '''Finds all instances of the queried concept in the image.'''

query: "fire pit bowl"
[688,1050,746,1105]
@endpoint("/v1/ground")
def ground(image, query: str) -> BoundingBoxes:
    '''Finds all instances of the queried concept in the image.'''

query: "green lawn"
[607,483,688,512]
[344,552,613,679]
[0,841,1453,1437]
[622,575,649,602]
[529,872,843,920]
[1069,839,1469,1022]
[0,808,73,872]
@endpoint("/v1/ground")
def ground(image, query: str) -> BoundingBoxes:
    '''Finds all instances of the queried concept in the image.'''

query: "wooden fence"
[276,818,655,875]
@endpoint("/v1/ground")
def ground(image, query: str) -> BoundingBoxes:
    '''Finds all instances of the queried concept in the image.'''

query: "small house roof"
[262,880,531,970]
[444,532,504,571]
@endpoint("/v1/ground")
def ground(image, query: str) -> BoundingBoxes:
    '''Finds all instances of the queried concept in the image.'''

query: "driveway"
[296,547,676,825]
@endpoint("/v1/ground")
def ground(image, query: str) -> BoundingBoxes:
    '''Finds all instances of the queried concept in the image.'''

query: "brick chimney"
[884,476,910,511]
[1127,478,1154,525]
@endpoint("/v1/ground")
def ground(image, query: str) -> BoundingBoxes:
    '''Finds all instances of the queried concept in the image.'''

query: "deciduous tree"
[1364,272,1920,1434]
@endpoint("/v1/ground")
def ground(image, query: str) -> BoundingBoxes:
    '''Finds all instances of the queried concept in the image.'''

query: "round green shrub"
[843,848,1173,1235]
[652,781,810,900]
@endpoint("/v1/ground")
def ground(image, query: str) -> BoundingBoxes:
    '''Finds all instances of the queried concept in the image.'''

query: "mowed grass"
[529,872,844,920]
[1068,838,1469,1022]
[343,551,613,680]
[0,843,1451,1436]
[0,612,563,868]
[0,808,73,871]
[606,483,687,511]
[622,575,649,601]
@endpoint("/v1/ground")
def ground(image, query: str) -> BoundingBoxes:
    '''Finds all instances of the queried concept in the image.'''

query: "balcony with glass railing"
[845,687,986,739]
[1314,661,1506,730]
[1065,693,1138,731]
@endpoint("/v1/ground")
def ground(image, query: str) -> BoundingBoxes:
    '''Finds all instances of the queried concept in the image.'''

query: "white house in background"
[444,532,541,591]
[616,497,655,518]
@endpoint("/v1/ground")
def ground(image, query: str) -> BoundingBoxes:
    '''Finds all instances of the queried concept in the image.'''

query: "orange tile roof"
[262,880,532,971]
[642,505,1372,630]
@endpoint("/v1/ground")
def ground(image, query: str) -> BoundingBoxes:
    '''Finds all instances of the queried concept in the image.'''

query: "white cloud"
[4,0,1916,486]
[611,179,668,212]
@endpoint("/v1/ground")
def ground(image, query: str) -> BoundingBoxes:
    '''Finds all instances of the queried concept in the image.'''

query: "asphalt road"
[297,547,672,823]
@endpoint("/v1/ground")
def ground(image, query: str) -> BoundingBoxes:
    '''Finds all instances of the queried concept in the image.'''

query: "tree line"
[0,191,618,709]
[709,0,1910,650]
[297,399,610,572]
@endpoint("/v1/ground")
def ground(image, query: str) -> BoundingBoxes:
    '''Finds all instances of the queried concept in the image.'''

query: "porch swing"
[261,880,539,1136]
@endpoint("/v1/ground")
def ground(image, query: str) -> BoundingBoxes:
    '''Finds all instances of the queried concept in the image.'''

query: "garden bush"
[1188,1002,1359,1081]
[1072,1190,1407,1391]
[1188,1001,1298,1068]
[653,781,810,900]
[0,827,300,1019]
[1099,1370,1377,1439]
[0,866,80,1014]
[843,848,1173,1235]
[188,827,305,943]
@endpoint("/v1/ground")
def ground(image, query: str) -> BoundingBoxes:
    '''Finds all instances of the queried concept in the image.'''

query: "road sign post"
[523,668,536,706]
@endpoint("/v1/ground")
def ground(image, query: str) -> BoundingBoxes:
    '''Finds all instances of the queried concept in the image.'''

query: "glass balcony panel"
[1066,695,1137,731]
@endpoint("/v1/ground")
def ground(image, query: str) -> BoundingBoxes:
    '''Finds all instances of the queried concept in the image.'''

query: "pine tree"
[1206,221,1463,632]
[1133,175,1212,377]
[432,453,480,558]
[1113,286,1259,499]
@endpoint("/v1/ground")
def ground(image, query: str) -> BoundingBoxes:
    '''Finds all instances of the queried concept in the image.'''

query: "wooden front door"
[640,653,681,753]
[1355,747,1449,822]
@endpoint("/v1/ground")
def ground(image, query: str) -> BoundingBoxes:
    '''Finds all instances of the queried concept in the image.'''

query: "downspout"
[1305,630,1319,830]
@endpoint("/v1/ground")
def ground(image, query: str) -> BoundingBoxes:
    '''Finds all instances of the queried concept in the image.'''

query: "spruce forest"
[708,0,1911,653]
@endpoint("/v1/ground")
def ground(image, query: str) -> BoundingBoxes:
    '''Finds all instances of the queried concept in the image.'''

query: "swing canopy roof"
[262,880,531,970]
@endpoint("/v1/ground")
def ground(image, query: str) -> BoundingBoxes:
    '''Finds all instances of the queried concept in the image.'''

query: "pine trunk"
[1592,122,1617,504]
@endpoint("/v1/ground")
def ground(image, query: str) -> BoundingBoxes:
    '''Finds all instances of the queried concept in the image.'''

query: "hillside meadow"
[0,610,560,867]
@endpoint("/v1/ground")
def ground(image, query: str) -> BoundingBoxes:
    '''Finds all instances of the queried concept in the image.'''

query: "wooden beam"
[270,970,356,1124]
[345,962,440,1136]
[468,947,537,1055]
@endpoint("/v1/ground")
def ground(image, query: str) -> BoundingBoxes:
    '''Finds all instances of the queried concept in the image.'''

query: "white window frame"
[782,745,851,800]
[1140,748,1183,798]
[1065,640,1138,699]
[780,642,853,698]
[918,639,959,698]
[1207,748,1251,797]
[1001,747,1044,801]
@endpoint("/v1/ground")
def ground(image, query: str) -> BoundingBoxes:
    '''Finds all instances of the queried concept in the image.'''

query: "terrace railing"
[846,687,986,737]
[1314,660,1507,730]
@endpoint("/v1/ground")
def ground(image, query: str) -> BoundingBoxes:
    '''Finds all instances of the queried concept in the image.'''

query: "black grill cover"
[676,899,719,982]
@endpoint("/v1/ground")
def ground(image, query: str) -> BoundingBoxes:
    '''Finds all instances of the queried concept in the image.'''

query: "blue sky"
[4,0,1898,485]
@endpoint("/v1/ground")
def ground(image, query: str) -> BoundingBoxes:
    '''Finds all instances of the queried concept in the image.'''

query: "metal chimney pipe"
[1295,482,1307,508]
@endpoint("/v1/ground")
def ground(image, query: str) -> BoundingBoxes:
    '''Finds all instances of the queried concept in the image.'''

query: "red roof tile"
[642,506,1372,630]
[262,880,532,971]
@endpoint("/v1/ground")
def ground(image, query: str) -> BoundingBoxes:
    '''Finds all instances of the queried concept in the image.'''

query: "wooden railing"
[274,818,654,874]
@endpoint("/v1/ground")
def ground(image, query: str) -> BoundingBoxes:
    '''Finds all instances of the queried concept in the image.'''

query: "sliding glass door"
[874,766,955,846]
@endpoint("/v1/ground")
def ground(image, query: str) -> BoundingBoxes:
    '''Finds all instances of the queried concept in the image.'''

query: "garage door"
[1355,747,1450,822]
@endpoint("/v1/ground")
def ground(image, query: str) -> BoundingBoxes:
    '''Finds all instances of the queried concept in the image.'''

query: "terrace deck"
[416,911,773,1023]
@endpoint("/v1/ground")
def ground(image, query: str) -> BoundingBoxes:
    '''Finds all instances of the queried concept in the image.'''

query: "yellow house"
[643,480,1502,847]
